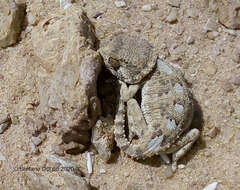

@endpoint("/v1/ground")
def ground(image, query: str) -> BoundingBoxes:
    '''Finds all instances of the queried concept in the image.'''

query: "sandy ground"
[0,0,240,189]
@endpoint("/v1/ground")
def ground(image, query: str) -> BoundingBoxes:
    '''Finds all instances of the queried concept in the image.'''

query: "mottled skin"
[99,34,200,170]
[99,34,157,84]
[114,59,199,170]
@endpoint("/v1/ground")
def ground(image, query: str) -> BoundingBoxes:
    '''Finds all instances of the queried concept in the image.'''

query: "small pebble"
[59,0,72,9]
[185,8,199,18]
[222,81,233,92]
[167,0,180,8]
[164,166,174,178]
[124,172,130,177]
[204,150,212,157]
[232,51,240,63]
[27,13,37,25]
[166,9,178,23]
[173,24,185,35]
[178,164,185,169]
[207,127,220,138]
[114,1,126,8]
[204,17,218,32]
[207,31,219,40]
[204,64,217,75]
[202,182,218,190]
[0,152,6,161]
[222,127,234,144]
[231,76,240,86]
[100,168,106,174]
[142,4,152,12]
[186,36,195,44]
[31,136,42,146]
[30,143,39,154]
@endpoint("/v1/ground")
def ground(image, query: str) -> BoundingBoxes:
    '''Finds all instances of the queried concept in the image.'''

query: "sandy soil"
[0,0,240,189]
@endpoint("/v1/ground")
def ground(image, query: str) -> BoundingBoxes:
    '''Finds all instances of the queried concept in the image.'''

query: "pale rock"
[173,24,185,35]
[0,152,6,161]
[231,50,240,63]
[51,144,65,156]
[31,6,98,72]
[164,165,174,178]
[0,0,25,48]
[209,0,218,12]
[202,182,218,190]
[114,1,126,8]
[31,136,42,146]
[221,126,234,144]
[185,8,199,18]
[207,127,219,138]
[232,76,240,86]
[27,12,37,25]
[166,9,178,23]
[60,0,73,10]
[186,36,194,44]
[218,3,240,29]
[204,16,218,32]
[142,4,152,12]
[204,64,217,75]
[178,164,185,169]
[222,81,233,92]
[32,6,102,155]
[100,168,106,174]
[207,31,219,40]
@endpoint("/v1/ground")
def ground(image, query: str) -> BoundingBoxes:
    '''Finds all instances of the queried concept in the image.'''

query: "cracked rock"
[31,5,102,155]
[218,2,240,29]
[0,0,25,48]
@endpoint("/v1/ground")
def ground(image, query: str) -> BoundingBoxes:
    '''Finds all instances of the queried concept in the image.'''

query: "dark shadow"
[179,99,206,164]
[191,98,205,132]
[90,186,99,190]
[97,66,120,117]
[107,146,121,164]
[95,66,121,163]
[135,155,162,168]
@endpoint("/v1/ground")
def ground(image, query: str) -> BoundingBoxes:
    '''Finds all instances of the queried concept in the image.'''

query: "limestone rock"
[31,6,98,72]
[37,50,102,153]
[30,5,102,155]
[0,0,25,48]
[218,2,240,29]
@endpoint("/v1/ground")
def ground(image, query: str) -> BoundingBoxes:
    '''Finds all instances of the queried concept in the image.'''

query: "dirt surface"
[0,0,240,190]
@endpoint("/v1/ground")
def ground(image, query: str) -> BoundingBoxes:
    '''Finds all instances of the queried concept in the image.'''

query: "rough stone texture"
[0,0,25,48]
[1,0,240,190]
[36,50,102,153]
[31,6,98,72]
[218,2,240,29]
[23,172,90,190]
[30,5,102,154]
